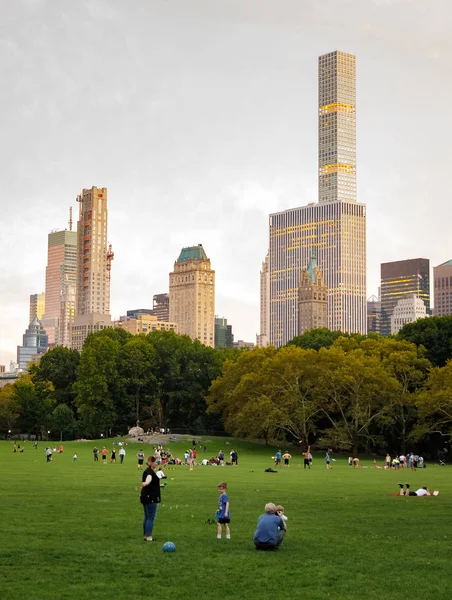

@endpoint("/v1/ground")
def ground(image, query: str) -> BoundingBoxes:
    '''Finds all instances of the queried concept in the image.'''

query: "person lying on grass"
[397,483,437,496]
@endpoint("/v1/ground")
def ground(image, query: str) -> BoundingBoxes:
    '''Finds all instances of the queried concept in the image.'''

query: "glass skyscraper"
[268,51,366,346]
[17,317,48,371]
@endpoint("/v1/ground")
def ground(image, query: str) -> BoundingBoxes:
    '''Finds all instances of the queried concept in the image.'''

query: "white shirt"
[416,488,429,496]
[119,448,125,455]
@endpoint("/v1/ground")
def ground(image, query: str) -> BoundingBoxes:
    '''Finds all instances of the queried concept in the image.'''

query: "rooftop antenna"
[69,206,73,231]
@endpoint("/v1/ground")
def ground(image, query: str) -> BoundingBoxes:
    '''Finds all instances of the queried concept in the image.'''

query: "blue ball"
[162,541,176,553]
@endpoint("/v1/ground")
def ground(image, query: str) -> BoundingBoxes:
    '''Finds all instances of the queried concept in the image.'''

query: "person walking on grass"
[110,448,116,464]
[73,452,78,462]
[216,482,231,540]
[275,449,282,467]
[119,446,126,464]
[303,450,310,469]
[325,452,332,469]
[93,446,99,462]
[140,456,161,542]
[101,447,108,464]
[137,449,145,470]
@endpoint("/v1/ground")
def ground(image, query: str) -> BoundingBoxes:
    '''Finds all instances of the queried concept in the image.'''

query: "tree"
[52,403,77,441]
[416,360,452,439]
[0,385,18,433]
[398,316,452,367]
[315,348,400,454]
[146,330,225,431]
[118,337,158,423]
[334,336,431,452]
[29,346,80,408]
[288,328,350,351]
[12,376,54,439]
[74,335,121,436]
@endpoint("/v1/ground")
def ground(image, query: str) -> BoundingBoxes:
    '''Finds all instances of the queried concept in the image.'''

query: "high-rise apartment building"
[298,250,328,335]
[41,228,77,346]
[215,317,233,348]
[367,295,382,334]
[318,51,356,204]
[29,293,45,322]
[169,244,215,347]
[152,294,169,322]
[71,187,113,352]
[60,281,76,348]
[268,51,366,346]
[433,260,452,316]
[257,254,270,347]
[390,295,427,335]
[380,259,430,336]
[17,317,48,371]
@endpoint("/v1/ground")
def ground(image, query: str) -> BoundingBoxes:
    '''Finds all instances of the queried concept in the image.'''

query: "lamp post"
[47,430,51,441]
[8,429,11,440]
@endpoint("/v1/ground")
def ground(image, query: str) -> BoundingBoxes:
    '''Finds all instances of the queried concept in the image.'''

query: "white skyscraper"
[257,254,270,347]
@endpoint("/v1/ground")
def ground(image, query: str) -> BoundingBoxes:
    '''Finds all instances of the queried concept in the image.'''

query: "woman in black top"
[140,456,161,542]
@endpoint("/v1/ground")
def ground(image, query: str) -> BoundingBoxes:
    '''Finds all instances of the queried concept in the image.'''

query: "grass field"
[1,437,451,600]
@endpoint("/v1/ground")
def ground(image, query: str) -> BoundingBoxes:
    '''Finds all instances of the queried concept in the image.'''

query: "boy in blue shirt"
[216,482,231,540]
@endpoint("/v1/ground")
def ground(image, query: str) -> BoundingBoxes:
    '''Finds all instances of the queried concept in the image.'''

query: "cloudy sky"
[0,0,451,366]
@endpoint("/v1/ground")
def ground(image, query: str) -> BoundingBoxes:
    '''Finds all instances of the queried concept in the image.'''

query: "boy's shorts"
[138,459,144,465]
[218,517,230,524]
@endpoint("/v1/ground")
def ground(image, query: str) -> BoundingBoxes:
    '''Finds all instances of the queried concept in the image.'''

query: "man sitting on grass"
[253,503,287,551]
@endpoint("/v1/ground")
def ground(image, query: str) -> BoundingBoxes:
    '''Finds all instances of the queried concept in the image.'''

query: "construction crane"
[106,243,114,283]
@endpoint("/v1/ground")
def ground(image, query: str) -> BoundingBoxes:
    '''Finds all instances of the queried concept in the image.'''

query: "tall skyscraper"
[17,317,48,371]
[257,254,270,347]
[380,258,430,336]
[41,228,77,346]
[29,293,45,322]
[71,187,113,352]
[215,317,233,348]
[433,260,452,316]
[152,293,169,322]
[169,244,215,347]
[318,51,356,204]
[298,250,328,335]
[268,50,366,346]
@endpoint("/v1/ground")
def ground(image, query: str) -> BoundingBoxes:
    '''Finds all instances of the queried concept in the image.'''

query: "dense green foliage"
[5,321,452,454]
[1,438,452,600]
[208,336,452,455]
[3,330,238,439]
[398,315,452,366]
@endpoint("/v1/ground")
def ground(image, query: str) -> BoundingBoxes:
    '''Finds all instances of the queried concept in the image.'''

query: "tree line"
[1,316,452,455]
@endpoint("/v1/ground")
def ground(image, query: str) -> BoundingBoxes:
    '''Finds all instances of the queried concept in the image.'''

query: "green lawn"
[1,437,451,600]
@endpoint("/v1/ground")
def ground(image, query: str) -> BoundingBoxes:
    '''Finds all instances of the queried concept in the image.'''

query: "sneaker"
[226,535,231,539]
[217,535,221,539]
[398,483,404,488]
[405,483,410,489]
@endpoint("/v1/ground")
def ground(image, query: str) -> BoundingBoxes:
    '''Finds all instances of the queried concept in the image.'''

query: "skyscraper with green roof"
[169,244,215,347]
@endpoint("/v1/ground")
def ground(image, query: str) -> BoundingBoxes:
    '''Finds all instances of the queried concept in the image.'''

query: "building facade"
[42,229,77,346]
[367,295,382,334]
[380,258,430,336]
[433,260,452,317]
[268,51,366,346]
[233,340,255,350]
[29,293,45,322]
[298,250,328,335]
[257,254,270,347]
[60,282,76,348]
[17,317,48,371]
[390,295,428,335]
[215,317,233,348]
[152,294,169,322]
[71,187,113,350]
[169,245,215,347]
[114,314,177,335]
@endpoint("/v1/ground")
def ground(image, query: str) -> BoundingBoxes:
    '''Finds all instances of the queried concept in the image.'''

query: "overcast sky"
[0,0,451,366]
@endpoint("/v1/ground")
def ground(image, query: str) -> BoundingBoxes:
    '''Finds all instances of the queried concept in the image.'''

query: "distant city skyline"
[1,1,451,364]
